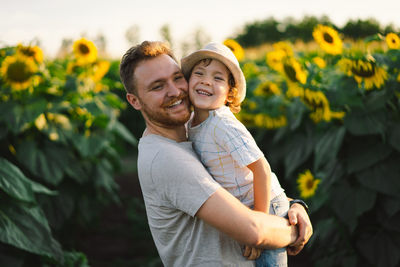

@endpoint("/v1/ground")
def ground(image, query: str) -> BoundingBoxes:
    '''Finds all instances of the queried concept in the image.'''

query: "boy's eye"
[215,76,224,81]
[194,71,203,76]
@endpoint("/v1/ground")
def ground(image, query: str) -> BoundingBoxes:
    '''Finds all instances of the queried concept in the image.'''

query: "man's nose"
[166,81,181,97]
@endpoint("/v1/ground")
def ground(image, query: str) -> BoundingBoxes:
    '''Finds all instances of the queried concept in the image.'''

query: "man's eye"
[175,75,183,81]
[152,85,162,90]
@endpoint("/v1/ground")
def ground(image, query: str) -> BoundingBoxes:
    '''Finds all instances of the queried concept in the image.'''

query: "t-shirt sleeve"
[213,118,264,168]
[151,155,221,217]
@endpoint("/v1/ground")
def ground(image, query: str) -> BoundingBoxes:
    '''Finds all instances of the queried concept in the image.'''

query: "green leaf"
[110,121,137,146]
[344,109,386,136]
[381,196,400,217]
[388,123,400,153]
[0,158,56,201]
[283,132,313,179]
[0,202,63,261]
[71,134,109,157]
[356,156,400,196]
[364,33,384,43]
[314,126,346,170]
[0,158,35,202]
[330,181,376,231]
[346,140,392,174]
[357,228,400,267]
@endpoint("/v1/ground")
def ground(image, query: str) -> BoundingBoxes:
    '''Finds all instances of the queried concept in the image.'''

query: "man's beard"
[140,92,191,127]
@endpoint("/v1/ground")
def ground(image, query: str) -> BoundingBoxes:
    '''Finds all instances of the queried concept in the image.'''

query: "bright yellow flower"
[286,83,305,99]
[242,62,260,78]
[17,44,44,63]
[386,33,400,49]
[254,113,287,129]
[254,81,281,97]
[266,50,286,72]
[297,170,320,199]
[312,57,326,68]
[35,114,47,130]
[73,38,98,65]
[223,39,244,61]
[0,54,39,90]
[49,132,59,141]
[273,41,294,57]
[338,58,388,90]
[91,60,110,82]
[313,25,343,55]
[303,89,345,123]
[283,57,307,84]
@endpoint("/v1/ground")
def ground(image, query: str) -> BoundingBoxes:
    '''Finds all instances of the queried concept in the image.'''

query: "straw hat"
[181,42,246,103]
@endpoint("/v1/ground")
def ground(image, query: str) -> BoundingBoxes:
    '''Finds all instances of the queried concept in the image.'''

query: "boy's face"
[188,59,230,111]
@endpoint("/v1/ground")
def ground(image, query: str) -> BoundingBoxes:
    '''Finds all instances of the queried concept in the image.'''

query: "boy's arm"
[196,187,298,249]
[247,157,271,214]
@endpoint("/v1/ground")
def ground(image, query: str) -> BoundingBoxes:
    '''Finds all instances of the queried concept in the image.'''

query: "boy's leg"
[256,193,289,267]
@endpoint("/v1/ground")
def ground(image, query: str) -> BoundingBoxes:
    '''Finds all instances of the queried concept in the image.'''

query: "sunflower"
[242,62,260,79]
[254,113,287,129]
[254,81,281,97]
[0,54,39,90]
[286,83,304,99]
[386,33,400,49]
[303,89,345,123]
[338,58,388,90]
[266,50,286,72]
[91,60,110,82]
[312,57,326,68]
[313,25,343,55]
[73,38,98,65]
[297,170,320,199]
[282,57,307,84]
[17,44,44,63]
[223,39,244,61]
[272,41,294,57]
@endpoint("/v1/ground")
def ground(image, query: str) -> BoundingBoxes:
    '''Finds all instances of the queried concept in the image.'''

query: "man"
[120,41,312,266]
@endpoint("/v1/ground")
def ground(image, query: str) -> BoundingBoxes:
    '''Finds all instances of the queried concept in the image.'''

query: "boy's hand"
[287,203,313,255]
[243,245,262,260]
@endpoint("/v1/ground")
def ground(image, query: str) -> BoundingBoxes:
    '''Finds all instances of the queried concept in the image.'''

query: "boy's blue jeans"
[256,193,289,267]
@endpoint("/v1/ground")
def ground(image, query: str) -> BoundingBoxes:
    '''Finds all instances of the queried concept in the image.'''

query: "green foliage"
[240,35,400,266]
[234,15,399,47]
[0,45,136,265]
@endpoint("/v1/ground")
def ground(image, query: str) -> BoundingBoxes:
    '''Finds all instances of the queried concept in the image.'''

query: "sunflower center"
[226,45,235,52]
[79,44,90,55]
[21,48,35,57]
[283,64,298,82]
[306,179,314,189]
[7,61,33,83]
[351,61,376,78]
[323,33,334,44]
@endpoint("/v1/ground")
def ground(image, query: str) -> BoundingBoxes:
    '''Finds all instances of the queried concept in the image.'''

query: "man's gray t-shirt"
[137,134,255,267]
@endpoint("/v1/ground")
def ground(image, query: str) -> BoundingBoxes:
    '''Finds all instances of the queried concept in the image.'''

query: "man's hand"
[243,245,262,260]
[286,203,313,255]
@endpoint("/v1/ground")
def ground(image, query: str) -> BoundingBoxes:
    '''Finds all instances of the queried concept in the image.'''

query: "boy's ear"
[126,93,142,110]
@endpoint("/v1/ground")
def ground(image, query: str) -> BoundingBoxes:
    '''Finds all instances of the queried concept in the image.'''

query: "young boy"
[181,42,289,266]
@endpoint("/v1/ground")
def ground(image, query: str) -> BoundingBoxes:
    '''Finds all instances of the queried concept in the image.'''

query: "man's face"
[127,54,191,128]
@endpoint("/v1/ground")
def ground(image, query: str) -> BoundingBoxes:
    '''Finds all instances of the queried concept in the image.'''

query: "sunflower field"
[232,27,400,266]
[0,39,136,266]
[1,24,400,266]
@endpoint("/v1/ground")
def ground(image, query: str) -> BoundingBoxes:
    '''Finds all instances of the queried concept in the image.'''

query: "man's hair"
[192,58,241,113]
[119,41,177,94]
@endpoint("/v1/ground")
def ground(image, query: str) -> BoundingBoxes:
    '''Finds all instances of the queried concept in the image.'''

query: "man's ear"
[126,93,142,110]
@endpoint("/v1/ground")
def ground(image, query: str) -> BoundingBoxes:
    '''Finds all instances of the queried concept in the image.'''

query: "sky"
[1,0,400,58]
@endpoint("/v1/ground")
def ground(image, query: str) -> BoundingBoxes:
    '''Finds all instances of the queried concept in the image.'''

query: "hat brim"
[181,49,246,103]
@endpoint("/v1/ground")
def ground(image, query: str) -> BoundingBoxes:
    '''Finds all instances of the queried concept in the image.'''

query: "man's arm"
[286,201,313,255]
[196,187,298,249]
